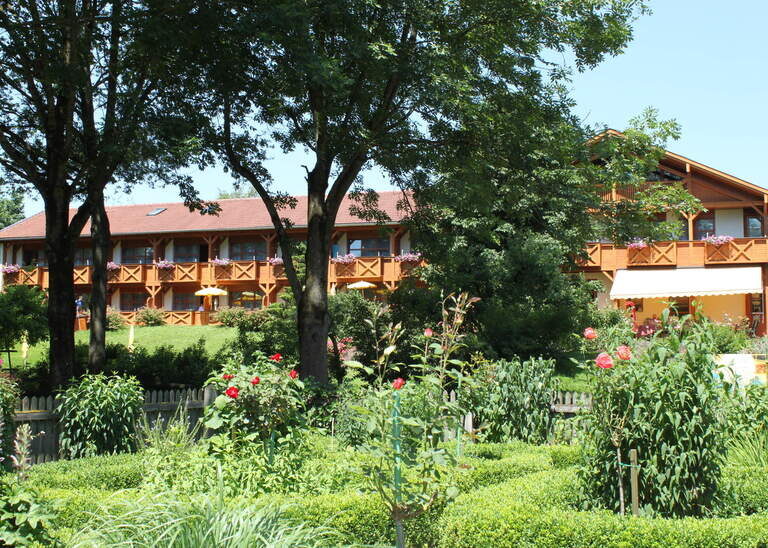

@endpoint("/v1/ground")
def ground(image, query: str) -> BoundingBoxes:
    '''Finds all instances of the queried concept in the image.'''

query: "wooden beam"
[700,201,763,209]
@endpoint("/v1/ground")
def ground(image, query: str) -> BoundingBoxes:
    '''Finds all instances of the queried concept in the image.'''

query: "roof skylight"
[147,207,167,216]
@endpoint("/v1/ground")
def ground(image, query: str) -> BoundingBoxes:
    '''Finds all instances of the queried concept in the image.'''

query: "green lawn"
[15,325,236,368]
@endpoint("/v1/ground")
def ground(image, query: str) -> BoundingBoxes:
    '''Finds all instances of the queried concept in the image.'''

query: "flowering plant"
[0,264,20,274]
[331,253,356,264]
[703,234,734,246]
[626,240,648,250]
[203,351,306,443]
[266,256,284,266]
[106,261,120,272]
[154,260,175,270]
[210,257,231,266]
[394,252,422,263]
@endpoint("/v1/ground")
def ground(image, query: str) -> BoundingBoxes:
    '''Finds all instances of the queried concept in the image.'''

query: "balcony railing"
[581,238,768,270]
[3,257,424,288]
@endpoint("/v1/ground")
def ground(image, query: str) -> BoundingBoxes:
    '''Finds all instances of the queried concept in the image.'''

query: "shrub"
[720,384,768,440]
[203,352,307,443]
[472,357,556,444]
[231,295,300,360]
[135,307,165,326]
[0,285,48,351]
[0,475,54,546]
[710,323,748,353]
[579,312,726,517]
[0,375,18,468]
[106,306,126,331]
[37,487,137,531]
[717,466,768,516]
[214,306,249,327]
[438,470,768,548]
[452,453,554,492]
[25,453,144,491]
[58,374,144,458]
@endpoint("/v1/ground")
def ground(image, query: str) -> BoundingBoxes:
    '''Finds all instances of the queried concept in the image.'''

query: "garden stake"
[392,390,405,548]
[455,375,462,459]
[616,446,625,516]
[630,449,639,516]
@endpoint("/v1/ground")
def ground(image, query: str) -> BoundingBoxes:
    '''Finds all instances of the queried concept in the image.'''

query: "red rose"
[595,352,614,369]
[423,328,433,337]
[583,327,597,340]
[222,374,234,380]
[392,378,406,390]
[289,369,298,379]
[617,345,632,361]
[269,353,283,362]
[225,386,239,398]
[251,376,260,385]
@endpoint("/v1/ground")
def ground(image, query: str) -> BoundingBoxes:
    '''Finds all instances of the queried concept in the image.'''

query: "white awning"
[609,267,763,300]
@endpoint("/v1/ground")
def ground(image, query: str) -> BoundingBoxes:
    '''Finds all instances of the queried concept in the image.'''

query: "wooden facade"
[580,135,768,334]
[0,225,421,326]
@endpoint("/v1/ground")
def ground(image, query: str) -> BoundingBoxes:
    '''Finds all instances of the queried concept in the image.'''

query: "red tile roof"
[0,191,411,241]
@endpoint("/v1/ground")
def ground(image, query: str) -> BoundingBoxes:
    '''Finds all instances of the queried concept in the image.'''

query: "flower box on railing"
[1,263,21,275]
[394,252,422,264]
[210,257,231,267]
[703,235,734,246]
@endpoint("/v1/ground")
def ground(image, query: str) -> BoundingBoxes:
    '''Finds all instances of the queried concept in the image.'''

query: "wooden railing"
[582,239,768,270]
[3,257,424,289]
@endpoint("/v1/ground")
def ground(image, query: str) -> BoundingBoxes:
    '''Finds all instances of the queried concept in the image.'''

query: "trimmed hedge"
[26,453,144,491]
[718,466,768,516]
[438,470,768,548]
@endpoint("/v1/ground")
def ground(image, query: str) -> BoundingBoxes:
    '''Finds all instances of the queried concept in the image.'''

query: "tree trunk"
[88,188,110,373]
[297,188,331,383]
[45,202,78,388]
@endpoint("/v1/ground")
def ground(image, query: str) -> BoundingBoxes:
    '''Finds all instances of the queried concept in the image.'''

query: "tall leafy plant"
[473,357,557,444]
[579,309,726,517]
[0,376,18,469]
[58,374,144,458]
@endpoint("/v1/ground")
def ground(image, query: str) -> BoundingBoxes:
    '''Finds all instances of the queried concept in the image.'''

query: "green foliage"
[134,307,165,327]
[105,307,126,331]
[25,453,145,491]
[709,323,749,353]
[472,357,556,444]
[232,294,299,361]
[328,290,380,365]
[102,339,216,388]
[726,428,768,468]
[579,312,726,517]
[0,187,24,230]
[0,376,18,468]
[0,285,48,351]
[69,489,337,548]
[213,306,250,327]
[203,352,306,443]
[438,469,768,548]
[0,475,54,547]
[58,374,144,459]
[719,385,768,441]
[717,466,768,516]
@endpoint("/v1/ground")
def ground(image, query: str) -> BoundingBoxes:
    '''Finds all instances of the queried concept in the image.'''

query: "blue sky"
[21,1,768,216]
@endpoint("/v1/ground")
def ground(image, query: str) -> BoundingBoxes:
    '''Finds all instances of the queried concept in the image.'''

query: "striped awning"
[609,267,762,300]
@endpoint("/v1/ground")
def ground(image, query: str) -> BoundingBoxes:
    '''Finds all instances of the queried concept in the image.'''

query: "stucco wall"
[634,294,747,324]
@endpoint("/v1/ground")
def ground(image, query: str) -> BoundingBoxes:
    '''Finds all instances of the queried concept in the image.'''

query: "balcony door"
[694,213,715,240]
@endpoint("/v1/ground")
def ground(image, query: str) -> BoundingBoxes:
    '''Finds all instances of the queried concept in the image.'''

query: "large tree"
[192,0,652,383]
[0,187,23,229]
[407,102,701,358]
[0,1,206,385]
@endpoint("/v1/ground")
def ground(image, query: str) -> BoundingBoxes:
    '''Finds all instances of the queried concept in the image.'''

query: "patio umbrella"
[346,281,377,290]
[195,287,228,296]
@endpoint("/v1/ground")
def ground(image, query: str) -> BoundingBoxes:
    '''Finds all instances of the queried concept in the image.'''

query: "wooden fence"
[8,389,592,463]
[10,388,214,464]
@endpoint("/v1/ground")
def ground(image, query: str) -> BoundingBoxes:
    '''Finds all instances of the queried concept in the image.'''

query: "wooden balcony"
[581,238,768,271]
[3,257,423,291]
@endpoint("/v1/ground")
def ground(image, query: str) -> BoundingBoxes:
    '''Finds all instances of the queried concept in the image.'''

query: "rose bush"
[203,351,307,444]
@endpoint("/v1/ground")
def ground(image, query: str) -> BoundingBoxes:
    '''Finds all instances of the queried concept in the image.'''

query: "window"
[22,249,46,266]
[230,240,267,261]
[120,292,147,311]
[229,290,263,310]
[122,246,154,264]
[147,207,167,216]
[173,292,200,311]
[668,297,691,316]
[744,210,763,238]
[174,243,201,263]
[751,294,764,315]
[694,213,715,240]
[348,237,390,257]
[74,248,92,266]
